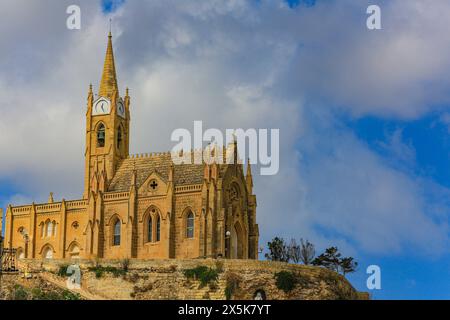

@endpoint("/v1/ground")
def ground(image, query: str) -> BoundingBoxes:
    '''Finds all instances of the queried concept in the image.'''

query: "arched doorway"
[42,246,54,260]
[254,289,267,300]
[68,242,80,260]
[231,222,244,259]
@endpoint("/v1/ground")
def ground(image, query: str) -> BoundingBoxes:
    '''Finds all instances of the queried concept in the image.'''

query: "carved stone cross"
[150,180,158,190]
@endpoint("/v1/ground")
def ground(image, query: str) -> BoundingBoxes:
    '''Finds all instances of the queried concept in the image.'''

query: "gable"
[138,170,168,197]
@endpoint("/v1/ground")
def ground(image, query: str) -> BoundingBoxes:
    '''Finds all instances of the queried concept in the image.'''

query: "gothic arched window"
[186,212,194,238]
[230,184,240,202]
[46,221,53,238]
[147,216,153,242]
[113,219,121,246]
[97,123,106,148]
[40,222,45,238]
[117,126,123,149]
[156,216,161,242]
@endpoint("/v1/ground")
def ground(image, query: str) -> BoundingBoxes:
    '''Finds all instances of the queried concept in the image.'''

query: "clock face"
[117,100,126,118]
[93,98,111,116]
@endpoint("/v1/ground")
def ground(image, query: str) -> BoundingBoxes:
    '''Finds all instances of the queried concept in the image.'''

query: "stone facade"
[2,33,258,262]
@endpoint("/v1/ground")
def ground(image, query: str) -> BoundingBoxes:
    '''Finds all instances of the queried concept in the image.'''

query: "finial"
[109,18,112,37]
[131,169,137,186]
[230,131,238,145]
[48,192,54,204]
[126,87,129,96]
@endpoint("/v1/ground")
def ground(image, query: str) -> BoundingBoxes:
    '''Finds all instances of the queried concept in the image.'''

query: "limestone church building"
[0,33,259,261]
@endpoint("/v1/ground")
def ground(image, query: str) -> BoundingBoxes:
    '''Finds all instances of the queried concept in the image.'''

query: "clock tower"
[83,32,130,199]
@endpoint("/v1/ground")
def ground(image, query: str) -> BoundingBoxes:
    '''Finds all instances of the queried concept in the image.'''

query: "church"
[0,33,259,261]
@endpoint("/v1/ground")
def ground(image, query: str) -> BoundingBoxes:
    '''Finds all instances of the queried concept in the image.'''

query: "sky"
[1,0,450,299]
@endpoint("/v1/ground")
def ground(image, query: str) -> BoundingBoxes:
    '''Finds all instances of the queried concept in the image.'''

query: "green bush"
[274,271,297,293]
[224,286,233,301]
[11,284,81,301]
[57,264,70,277]
[61,290,81,300]
[94,268,104,278]
[31,288,44,300]
[13,285,29,300]
[105,265,126,277]
[43,291,61,300]
[224,272,242,300]
[120,258,130,272]
[89,265,126,278]
[183,266,219,288]
[184,266,208,279]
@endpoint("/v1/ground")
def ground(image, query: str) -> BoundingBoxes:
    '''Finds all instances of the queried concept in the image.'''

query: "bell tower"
[83,32,130,199]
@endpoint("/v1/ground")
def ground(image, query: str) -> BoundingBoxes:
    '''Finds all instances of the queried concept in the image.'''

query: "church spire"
[246,159,253,194]
[99,32,118,99]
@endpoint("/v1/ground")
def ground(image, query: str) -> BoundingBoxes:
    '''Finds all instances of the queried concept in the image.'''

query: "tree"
[299,239,315,265]
[287,239,301,263]
[265,237,289,262]
[340,257,358,276]
[312,247,341,272]
[313,247,358,277]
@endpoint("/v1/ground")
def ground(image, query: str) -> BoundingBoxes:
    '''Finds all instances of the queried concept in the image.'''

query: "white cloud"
[298,111,449,255]
[0,0,449,258]
[281,0,450,118]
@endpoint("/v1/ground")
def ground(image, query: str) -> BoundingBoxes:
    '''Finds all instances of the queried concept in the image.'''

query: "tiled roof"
[108,153,206,192]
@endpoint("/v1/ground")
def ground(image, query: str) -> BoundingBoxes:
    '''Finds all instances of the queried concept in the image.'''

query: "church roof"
[108,153,207,192]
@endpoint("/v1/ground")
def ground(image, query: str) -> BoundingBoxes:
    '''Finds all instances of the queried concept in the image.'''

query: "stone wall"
[18,259,367,300]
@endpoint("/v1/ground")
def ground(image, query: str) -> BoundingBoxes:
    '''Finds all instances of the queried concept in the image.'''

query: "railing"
[127,152,172,159]
[103,192,130,201]
[11,206,32,215]
[66,200,88,210]
[175,184,203,194]
[1,248,18,273]
[11,199,88,215]
[36,203,62,213]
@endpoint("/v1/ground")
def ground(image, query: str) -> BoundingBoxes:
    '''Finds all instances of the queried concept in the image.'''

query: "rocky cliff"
[11,259,368,300]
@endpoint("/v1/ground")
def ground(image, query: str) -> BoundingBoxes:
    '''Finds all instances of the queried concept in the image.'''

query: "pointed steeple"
[246,159,253,194]
[99,32,119,99]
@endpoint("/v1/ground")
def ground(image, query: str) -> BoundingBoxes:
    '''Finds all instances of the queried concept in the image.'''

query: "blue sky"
[2,0,450,300]
[102,0,126,13]
[102,0,315,13]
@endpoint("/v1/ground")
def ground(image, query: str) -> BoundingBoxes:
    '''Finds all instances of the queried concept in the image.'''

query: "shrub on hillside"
[183,266,220,288]
[274,271,297,293]
[224,272,242,300]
